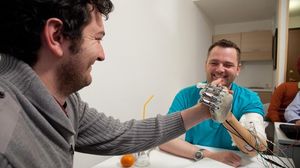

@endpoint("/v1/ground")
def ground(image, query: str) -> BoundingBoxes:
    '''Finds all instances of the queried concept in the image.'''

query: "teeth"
[214,75,224,78]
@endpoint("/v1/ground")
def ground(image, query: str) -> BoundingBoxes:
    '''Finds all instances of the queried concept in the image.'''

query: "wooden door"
[286,28,300,82]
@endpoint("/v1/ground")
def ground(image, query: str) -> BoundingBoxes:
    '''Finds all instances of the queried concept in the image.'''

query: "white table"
[274,122,300,168]
[92,146,294,168]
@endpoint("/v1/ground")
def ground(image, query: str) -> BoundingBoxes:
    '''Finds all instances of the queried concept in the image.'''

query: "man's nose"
[97,45,105,61]
[215,64,225,72]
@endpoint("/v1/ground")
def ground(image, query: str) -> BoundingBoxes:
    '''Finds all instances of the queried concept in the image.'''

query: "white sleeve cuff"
[239,113,267,140]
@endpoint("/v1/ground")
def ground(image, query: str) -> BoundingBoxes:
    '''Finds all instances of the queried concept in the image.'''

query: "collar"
[0,55,75,137]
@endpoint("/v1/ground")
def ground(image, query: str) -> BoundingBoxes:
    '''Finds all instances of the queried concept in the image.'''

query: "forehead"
[83,9,104,34]
[207,46,238,63]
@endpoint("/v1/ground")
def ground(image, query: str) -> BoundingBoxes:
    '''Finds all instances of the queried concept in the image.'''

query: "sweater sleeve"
[284,92,300,122]
[72,94,186,155]
[267,84,285,122]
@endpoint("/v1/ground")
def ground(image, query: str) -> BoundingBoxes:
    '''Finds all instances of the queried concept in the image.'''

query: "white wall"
[236,61,273,88]
[74,0,213,167]
[289,15,300,28]
[214,20,274,88]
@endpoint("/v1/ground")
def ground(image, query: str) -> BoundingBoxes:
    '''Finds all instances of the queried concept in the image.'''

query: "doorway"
[286,28,300,82]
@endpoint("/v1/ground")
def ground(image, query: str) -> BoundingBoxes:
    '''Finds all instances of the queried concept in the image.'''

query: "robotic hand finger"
[197,82,233,123]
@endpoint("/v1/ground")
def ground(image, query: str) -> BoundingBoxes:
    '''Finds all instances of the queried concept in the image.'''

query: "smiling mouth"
[212,74,227,79]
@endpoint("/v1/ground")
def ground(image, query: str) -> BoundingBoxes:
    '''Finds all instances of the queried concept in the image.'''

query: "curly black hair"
[0,0,113,66]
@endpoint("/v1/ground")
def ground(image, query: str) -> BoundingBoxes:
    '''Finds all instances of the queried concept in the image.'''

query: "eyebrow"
[208,59,236,65]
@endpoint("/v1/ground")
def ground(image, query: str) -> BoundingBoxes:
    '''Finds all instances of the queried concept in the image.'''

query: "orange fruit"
[120,154,135,167]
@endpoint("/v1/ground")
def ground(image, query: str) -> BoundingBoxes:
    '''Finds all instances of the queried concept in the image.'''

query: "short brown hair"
[208,39,241,63]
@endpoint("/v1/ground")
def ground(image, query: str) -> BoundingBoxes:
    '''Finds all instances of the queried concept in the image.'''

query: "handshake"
[197,82,233,123]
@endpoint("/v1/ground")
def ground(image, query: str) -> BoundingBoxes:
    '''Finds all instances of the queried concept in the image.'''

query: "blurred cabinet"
[213,33,241,48]
[240,30,273,61]
[213,30,273,61]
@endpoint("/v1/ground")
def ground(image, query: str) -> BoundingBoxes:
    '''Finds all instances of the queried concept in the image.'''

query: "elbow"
[158,143,167,151]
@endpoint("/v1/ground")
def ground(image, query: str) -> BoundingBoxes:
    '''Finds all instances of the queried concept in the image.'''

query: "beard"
[56,53,92,96]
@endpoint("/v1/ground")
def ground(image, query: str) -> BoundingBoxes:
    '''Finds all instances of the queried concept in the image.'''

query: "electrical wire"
[224,120,295,168]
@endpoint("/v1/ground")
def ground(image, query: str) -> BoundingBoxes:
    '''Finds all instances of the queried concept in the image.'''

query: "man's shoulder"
[276,82,298,91]
[232,83,256,95]
[278,82,297,87]
[0,85,20,154]
[0,76,24,101]
[182,84,198,91]
[178,84,199,95]
[0,84,20,113]
[232,83,262,105]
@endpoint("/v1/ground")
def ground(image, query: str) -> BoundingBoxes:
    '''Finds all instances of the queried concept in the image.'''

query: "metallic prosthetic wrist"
[197,83,233,123]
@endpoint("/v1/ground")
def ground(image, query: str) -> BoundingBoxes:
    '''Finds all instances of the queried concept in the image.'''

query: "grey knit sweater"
[0,55,186,168]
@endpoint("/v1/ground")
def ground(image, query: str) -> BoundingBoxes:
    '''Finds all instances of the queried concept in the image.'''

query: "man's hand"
[197,82,233,123]
[204,150,241,167]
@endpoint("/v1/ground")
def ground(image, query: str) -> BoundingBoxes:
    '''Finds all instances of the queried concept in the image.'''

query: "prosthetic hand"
[197,82,233,123]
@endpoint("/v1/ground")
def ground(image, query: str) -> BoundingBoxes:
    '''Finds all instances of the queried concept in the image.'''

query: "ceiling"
[193,0,283,25]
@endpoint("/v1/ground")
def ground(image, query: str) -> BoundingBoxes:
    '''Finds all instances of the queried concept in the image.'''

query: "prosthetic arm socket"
[198,83,267,156]
[223,114,267,156]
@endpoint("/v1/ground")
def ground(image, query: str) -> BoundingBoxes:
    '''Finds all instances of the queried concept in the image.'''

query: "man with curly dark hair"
[0,1,220,167]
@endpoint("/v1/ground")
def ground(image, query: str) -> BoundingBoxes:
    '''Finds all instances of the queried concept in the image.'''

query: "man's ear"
[236,63,242,76]
[42,18,65,57]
